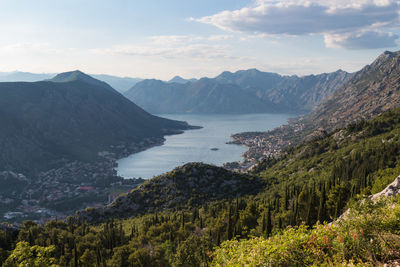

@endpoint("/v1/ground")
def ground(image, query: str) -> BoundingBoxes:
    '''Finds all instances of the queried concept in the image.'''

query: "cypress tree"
[261,213,266,234]
[317,185,327,223]
[181,211,185,229]
[306,187,316,227]
[334,191,342,219]
[284,186,289,210]
[266,207,272,237]
[226,206,233,239]
[226,213,233,240]
[192,208,198,223]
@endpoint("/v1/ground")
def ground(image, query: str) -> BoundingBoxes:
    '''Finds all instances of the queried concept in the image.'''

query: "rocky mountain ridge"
[308,51,400,131]
[125,69,351,114]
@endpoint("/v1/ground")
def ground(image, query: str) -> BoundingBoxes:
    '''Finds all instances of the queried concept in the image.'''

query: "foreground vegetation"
[213,196,400,266]
[2,107,400,266]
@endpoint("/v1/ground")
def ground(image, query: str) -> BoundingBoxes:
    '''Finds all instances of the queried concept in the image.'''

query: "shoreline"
[1,124,200,225]
[225,117,306,172]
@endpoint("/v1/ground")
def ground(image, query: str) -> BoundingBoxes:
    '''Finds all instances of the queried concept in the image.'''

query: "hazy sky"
[0,0,399,79]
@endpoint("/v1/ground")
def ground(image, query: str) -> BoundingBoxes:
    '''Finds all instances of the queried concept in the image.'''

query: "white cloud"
[325,30,398,49]
[193,0,400,49]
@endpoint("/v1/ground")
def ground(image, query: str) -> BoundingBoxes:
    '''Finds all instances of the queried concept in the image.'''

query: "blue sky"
[0,0,399,79]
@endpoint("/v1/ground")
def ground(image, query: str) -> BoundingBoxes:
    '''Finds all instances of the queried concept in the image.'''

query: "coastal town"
[0,137,167,224]
[229,120,306,167]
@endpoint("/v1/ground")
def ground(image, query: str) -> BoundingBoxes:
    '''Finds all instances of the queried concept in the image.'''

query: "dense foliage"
[213,196,400,266]
[1,107,400,266]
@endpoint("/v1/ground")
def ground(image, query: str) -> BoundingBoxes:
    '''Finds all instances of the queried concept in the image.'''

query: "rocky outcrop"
[371,175,400,200]
[334,174,400,224]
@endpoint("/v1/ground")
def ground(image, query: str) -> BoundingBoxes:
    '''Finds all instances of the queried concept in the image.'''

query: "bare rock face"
[308,50,400,132]
[371,175,400,200]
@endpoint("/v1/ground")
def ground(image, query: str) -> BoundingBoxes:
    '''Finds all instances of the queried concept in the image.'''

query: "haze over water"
[116,113,293,179]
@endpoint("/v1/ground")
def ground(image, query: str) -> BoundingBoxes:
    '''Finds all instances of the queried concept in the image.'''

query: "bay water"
[116,113,293,179]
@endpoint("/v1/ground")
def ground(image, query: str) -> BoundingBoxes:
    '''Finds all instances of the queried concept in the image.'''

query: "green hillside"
[1,106,400,266]
[0,72,191,174]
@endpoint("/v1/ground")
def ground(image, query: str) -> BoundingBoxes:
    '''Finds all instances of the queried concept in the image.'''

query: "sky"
[0,0,399,80]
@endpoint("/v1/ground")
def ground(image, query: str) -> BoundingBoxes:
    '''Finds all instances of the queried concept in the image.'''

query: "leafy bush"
[212,196,400,266]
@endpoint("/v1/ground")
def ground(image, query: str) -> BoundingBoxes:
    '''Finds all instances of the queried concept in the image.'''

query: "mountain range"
[0,71,142,93]
[124,69,351,114]
[232,50,400,163]
[0,71,191,174]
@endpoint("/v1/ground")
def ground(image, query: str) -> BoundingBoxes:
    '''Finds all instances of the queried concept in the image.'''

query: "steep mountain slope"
[308,51,400,131]
[231,51,400,163]
[0,71,191,174]
[216,68,351,112]
[125,78,275,114]
[125,69,350,114]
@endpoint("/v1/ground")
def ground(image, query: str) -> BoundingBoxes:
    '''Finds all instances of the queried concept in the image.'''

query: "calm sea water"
[116,113,293,179]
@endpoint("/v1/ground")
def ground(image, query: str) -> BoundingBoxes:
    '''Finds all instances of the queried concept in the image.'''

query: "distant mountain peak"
[168,75,192,84]
[50,70,94,83]
[48,70,116,92]
[240,68,261,73]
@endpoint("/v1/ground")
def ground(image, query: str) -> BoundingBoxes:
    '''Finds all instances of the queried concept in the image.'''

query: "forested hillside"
[0,71,191,174]
[1,106,400,266]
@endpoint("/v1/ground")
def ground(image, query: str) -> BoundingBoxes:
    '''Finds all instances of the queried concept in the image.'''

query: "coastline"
[225,117,306,172]
[2,123,201,225]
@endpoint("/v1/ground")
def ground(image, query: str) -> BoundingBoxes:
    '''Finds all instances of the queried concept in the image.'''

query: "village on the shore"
[0,137,166,224]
